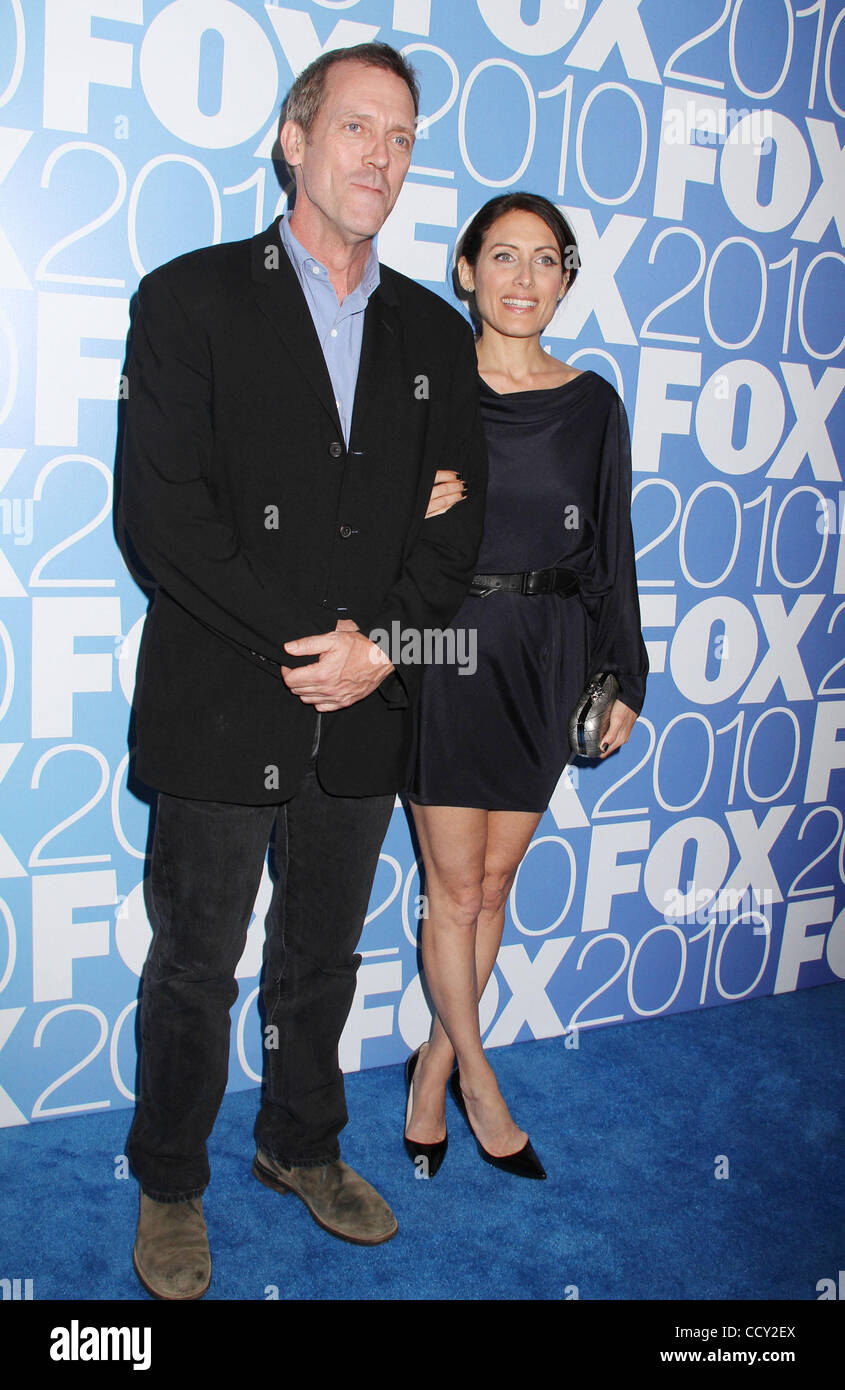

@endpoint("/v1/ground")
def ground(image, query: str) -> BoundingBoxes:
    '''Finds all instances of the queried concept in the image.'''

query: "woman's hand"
[425,469,466,518]
[599,699,638,757]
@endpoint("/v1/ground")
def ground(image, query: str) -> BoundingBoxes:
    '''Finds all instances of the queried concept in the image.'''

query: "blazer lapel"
[349,277,403,449]
[249,218,342,436]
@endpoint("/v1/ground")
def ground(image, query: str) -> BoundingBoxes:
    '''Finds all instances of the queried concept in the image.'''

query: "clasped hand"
[281,618,392,711]
[282,470,465,710]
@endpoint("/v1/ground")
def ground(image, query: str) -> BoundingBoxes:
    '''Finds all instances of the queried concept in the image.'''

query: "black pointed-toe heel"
[449,1070,546,1180]
[403,1046,448,1177]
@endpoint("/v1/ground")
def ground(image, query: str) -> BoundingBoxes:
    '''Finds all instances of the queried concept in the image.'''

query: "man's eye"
[345,122,361,133]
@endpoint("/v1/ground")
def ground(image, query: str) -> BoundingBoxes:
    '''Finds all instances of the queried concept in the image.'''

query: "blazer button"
[339,524,353,538]
[328,441,343,458]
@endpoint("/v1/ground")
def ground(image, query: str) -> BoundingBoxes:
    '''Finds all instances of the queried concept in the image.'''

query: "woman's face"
[458,208,569,340]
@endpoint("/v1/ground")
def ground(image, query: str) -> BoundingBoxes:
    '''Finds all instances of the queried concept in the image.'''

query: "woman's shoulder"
[573,367,620,402]
[541,363,622,409]
[556,368,625,424]
[571,370,628,430]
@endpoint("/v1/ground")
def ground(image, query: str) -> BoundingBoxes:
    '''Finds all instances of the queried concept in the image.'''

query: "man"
[118,42,486,1299]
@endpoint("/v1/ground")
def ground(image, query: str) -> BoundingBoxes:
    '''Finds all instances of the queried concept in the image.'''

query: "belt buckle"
[524,570,546,595]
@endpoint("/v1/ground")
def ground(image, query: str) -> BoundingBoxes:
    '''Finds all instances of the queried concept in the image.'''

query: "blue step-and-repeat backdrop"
[0,0,843,1126]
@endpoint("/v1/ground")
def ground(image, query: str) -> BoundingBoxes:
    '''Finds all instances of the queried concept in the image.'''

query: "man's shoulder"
[377,263,472,341]
[137,229,259,304]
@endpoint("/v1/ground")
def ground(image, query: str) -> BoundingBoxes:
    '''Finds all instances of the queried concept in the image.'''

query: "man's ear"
[280,118,304,169]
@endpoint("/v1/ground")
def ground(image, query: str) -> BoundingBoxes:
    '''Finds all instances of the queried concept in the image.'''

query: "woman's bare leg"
[406,803,542,1156]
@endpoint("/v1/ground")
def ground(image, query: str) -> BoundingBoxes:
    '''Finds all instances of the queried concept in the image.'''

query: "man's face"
[283,61,416,246]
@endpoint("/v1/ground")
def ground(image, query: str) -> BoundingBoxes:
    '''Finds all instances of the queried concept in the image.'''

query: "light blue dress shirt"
[279,212,380,446]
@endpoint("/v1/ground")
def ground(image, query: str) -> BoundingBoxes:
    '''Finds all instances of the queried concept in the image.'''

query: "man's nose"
[365,134,390,167]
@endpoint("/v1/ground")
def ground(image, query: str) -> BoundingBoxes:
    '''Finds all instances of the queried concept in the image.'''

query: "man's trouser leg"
[254,761,394,1165]
[127,762,395,1196]
[127,792,275,1200]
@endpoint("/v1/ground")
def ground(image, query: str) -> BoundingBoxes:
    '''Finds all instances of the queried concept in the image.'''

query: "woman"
[404,193,648,1179]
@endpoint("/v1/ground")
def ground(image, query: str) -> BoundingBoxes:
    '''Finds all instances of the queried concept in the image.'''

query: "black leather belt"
[469,567,579,598]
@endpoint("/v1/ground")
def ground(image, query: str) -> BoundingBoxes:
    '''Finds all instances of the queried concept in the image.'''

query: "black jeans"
[126,728,395,1201]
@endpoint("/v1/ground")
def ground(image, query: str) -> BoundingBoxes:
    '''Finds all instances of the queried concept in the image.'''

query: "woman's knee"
[427,874,484,928]
[480,863,518,915]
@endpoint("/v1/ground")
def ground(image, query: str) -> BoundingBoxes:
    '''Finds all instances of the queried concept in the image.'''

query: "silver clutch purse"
[569,672,619,757]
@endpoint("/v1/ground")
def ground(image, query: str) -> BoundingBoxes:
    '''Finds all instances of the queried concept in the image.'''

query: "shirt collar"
[279,211,380,303]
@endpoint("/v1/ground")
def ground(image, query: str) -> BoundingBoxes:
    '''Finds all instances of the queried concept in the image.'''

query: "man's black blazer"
[118,216,488,804]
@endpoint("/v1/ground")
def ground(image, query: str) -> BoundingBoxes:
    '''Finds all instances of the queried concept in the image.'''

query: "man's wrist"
[359,630,394,679]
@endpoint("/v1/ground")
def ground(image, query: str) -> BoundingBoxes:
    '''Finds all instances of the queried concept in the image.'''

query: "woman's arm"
[582,391,649,742]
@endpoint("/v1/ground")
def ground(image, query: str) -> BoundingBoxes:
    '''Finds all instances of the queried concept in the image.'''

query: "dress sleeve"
[577,391,649,716]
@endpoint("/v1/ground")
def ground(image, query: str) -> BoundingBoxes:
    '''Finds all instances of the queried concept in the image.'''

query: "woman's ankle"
[417,1040,453,1085]
[455,1055,500,1103]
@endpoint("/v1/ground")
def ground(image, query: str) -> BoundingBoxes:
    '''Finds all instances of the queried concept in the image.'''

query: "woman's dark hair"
[454,192,580,334]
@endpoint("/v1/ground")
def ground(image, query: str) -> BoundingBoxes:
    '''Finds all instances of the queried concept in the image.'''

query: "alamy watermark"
[50,1322,151,1370]
[368,622,477,676]
[664,102,773,153]
[663,882,773,928]
[0,498,34,546]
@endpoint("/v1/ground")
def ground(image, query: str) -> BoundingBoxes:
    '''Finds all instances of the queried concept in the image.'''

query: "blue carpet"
[1,983,842,1302]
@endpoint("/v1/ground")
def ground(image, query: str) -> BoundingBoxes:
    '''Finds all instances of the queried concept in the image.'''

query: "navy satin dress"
[406,370,648,812]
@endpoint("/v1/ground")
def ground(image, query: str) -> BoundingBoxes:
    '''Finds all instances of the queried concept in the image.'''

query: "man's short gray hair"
[283,41,420,136]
